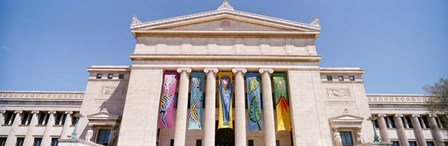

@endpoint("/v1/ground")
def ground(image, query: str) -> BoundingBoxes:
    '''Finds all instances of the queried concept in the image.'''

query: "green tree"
[425,78,448,133]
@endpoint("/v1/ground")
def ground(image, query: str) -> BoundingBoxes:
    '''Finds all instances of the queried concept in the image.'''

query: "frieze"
[367,94,431,104]
[327,88,351,97]
[0,91,84,101]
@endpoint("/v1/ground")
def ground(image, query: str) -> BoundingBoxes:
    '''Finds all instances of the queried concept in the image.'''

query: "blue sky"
[0,0,447,94]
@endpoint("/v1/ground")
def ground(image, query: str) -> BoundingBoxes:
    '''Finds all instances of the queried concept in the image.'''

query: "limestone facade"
[1,1,447,146]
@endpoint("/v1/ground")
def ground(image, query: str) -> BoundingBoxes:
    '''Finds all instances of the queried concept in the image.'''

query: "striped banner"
[273,73,291,131]
[246,73,263,131]
[188,72,204,130]
[158,72,178,128]
[218,72,233,129]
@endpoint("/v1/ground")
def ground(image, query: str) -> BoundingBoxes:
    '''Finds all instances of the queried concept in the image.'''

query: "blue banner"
[246,73,263,131]
[188,72,204,130]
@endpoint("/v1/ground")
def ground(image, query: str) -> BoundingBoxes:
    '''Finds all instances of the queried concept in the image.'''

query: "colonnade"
[0,110,74,146]
[376,114,446,146]
[172,67,278,146]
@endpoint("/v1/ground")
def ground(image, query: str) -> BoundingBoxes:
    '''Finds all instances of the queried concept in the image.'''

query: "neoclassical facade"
[0,1,447,146]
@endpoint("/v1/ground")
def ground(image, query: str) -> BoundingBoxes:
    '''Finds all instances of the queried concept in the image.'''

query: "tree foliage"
[425,78,448,131]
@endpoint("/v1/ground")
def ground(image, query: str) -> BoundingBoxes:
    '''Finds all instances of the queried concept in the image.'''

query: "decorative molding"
[259,68,274,74]
[327,88,350,97]
[0,91,84,101]
[203,68,219,74]
[367,94,431,104]
[217,0,234,11]
[176,67,192,73]
[231,68,247,73]
[102,86,117,95]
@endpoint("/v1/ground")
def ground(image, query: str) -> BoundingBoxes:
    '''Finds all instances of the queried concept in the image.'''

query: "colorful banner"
[246,73,263,131]
[158,72,178,128]
[188,72,204,130]
[273,73,291,131]
[218,72,233,129]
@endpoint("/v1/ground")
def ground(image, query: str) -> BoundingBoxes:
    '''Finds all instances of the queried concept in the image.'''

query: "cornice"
[319,67,364,74]
[87,65,131,72]
[367,94,432,105]
[130,54,321,62]
[0,91,84,102]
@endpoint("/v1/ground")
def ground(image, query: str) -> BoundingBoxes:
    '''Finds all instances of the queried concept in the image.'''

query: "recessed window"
[349,76,355,81]
[51,138,59,146]
[96,74,102,79]
[21,112,32,125]
[16,137,24,146]
[118,74,125,79]
[427,141,435,146]
[33,138,42,146]
[391,141,399,146]
[107,74,113,79]
[326,76,333,81]
[4,111,15,125]
[409,141,417,146]
[96,129,111,145]
[338,76,344,81]
[196,139,202,146]
[248,140,254,146]
[170,139,174,146]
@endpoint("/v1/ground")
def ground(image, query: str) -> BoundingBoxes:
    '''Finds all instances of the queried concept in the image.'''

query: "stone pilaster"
[394,114,409,146]
[428,114,445,146]
[174,68,191,146]
[60,111,73,139]
[0,110,5,127]
[203,68,218,146]
[24,111,39,146]
[232,68,247,146]
[5,110,22,146]
[42,111,56,146]
[410,114,426,146]
[259,68,276,146]
[377,114,390,142]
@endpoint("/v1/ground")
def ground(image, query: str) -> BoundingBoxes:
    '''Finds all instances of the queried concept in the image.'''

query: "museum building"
[0,1,447,146]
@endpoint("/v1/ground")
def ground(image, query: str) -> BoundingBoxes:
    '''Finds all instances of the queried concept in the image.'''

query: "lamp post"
[367,115,380,142]
[71,113,82,140]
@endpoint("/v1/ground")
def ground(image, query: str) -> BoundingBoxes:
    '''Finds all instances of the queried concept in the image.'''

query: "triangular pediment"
[131,9,320,33]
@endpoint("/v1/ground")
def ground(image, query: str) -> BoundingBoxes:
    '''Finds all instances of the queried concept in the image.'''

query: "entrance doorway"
[215,128,234,146]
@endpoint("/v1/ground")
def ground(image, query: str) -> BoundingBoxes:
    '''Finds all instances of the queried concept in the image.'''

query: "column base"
[356,142,393,146]
[58,139,103,146]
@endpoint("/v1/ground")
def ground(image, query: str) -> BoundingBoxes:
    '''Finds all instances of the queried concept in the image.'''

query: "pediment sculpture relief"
[327,88,350,97]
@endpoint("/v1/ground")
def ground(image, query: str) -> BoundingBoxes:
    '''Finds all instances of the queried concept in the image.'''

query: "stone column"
[410,115,426,146]
[174,68,191,146]
[60,111,73,139]
[394,114,409,146]
[5,110,22,146]
[24,111,39,146]
[428,115,444,146]
[42,111,56,146]
[0,110,5,127]
[232,68,247,146]
[377,114,390,142]
[259,68,276,146]
[203,68,218,146]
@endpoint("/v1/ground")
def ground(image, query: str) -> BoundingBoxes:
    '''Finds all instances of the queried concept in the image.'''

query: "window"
[4,111,15,125]
[196,139,202,146]
[340,131,353,146]
[96,129,110,145]
[21,112,32,125]
[349,76,355,81]
[420,116,430,128]
[386,116,396,128]
[15,137,24,146]
[118,74,125,79]
[326,76,333,81]
[276,140,280,146]
[391,141,399,146]
[50,138,59,146]
[107,74,113,79]
[338,76,344,81]
[426,141,435,146]
[373,119,379,128]
[408,141,417,146]
[248,140,253,146]
[0,137,6,146]
[435,117,443,129]
[404,116,413,128]
[96,74,102,79]
[71,113,79,126]
[33,138,42,146]
[170,139,174,146]
[55,112,64,125]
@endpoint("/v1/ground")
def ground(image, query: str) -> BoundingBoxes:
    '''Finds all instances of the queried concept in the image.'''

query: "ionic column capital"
[48,111,57,114]
[204,68,219,74]
[394,114,403,117]
[232,68,247,74]
[259,68,274,74]
[31,111,40,114]
[14,110,23,114]
[176,68,192,73]
[0,110,6,114]
[411,114,420,118]
[65,111,73,115]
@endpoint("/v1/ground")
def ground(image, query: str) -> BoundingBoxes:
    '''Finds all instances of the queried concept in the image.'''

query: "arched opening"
[215,128,234,146]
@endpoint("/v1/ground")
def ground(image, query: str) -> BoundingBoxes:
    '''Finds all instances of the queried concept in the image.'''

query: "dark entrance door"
[340,131,354,146]
[215,128,234,146]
